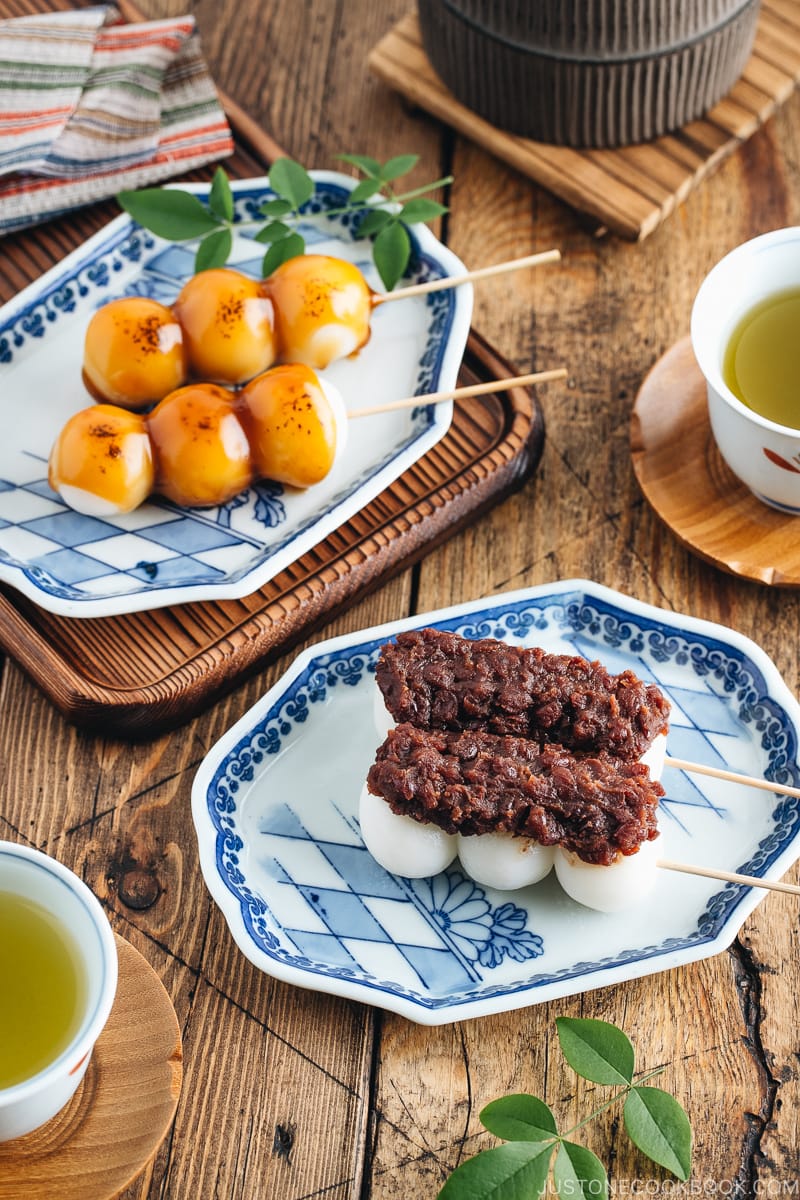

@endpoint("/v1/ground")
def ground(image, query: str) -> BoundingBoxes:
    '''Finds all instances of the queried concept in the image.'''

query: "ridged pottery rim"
[438,0,758,60]
[417,0,761,146]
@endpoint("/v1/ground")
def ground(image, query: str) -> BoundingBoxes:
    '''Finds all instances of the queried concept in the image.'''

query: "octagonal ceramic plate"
[192,579,800,1024]
[0,172,471,617]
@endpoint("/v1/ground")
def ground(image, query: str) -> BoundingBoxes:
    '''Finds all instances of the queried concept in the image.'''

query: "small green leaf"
[194,227,233,272]
[261,231,305,278]
[347,177,383,205]
[117,188,221,241]
[269,157,314,209]
[254,220,292,244]
[480,1095,558,1143]
[372,220,411,291]
[258,198,293,218]
[553,1141,609,1200]
[623,1087,692,1181]
[556,1017,635,1085]
[208,167,234,222]
[356,208,392,238]
[400,197,448,224]
[338,152,381,178]
[437,1142,554,1200]
[379,152,419,181]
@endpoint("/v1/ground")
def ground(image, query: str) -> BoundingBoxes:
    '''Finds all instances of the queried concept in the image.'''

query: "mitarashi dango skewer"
[81,250,562,407]
[48,365,345,516]
[48,367,564,516]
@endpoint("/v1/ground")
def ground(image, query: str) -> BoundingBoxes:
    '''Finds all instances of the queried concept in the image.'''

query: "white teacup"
[691,227,800,513]
[0,842,118,1141]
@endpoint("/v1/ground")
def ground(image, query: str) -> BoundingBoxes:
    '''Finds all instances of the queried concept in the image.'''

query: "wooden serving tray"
[369,4,800,240]
[0,23,545,736]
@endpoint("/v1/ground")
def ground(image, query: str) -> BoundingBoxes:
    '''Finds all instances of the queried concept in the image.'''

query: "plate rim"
[191,578,800,1024]
[0,171,472,618]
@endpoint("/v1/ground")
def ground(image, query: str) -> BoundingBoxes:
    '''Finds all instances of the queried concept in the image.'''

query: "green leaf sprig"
[117,154,452,291]
[438,1017,692,1200]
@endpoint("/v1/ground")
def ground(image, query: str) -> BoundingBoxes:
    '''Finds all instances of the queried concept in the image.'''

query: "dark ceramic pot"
[417,0,761,147]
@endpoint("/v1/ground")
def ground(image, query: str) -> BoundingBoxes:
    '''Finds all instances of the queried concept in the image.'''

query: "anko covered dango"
[264,254,372,370]
[82,297,187,410]
[49,364,348,514]
[360,632,671,911]
[172,268,277,385]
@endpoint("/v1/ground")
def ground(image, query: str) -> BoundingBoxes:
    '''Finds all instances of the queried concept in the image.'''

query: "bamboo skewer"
[372,250,562,304]
[347,368,567,419]
[665,756,800,800]
[657,859,800,896]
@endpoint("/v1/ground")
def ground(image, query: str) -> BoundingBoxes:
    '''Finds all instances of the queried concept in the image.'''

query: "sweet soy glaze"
[723,286,800,428]
[0,891,87,1089]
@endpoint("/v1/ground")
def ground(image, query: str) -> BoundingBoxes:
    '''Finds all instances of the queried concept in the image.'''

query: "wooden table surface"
[3,2,800,1196]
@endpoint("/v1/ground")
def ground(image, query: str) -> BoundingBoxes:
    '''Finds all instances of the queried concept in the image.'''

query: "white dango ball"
[359,785,458,878]
[554,835,660,913]
[372,684,394,739]
[456,833,555,891]
[641,730,667,780]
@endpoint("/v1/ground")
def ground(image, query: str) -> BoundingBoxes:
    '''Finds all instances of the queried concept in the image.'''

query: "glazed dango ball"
[264,254,372,370]
[239,363,347,489]
[82,297,187,410]
[171,268,277,385]
[48,405,154,516]
[49,364,348,515]
[148,383,252,507]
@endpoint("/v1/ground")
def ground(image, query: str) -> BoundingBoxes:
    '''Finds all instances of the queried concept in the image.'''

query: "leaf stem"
[390,175,455,201]
[561,1065,667,1138]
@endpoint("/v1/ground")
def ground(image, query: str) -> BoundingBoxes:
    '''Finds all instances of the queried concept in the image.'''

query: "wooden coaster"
[369,5,800,240]
[631,337,800,587]
[0,936,182,1200]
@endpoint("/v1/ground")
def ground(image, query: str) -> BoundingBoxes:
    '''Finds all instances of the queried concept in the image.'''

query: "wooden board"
[0,936,182,1200]
[631,337,800,586]
[369,5,800,240]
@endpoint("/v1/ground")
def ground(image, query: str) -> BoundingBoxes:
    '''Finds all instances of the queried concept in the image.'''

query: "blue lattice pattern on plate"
[0,174,471,615]
[195,582,800,1018]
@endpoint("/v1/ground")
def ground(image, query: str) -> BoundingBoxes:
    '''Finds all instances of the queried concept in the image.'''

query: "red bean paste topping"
[375,628,670,761]
[367,724,663,865]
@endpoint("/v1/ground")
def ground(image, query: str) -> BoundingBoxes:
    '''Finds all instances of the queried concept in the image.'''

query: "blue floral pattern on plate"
[191,579,800,1024]
[0,172,471,617]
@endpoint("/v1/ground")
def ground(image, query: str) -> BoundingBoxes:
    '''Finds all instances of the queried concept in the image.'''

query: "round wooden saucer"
[0,935,182,1200]
[631,337,800,587]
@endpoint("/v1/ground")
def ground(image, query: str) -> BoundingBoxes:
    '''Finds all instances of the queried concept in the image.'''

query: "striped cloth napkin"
[0,5,234,235]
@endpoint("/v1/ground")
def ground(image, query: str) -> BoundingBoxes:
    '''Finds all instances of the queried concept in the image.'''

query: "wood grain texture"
[3,1,800,1198]
[369,7,800,240]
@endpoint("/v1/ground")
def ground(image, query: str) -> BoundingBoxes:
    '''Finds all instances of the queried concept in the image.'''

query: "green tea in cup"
[722,286,800,428]
[0,889,88,1089]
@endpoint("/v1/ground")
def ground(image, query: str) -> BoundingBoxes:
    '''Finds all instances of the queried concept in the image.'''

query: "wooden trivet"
[0,936,182,1200]
[631,337,800,587]
[369,4,800,240]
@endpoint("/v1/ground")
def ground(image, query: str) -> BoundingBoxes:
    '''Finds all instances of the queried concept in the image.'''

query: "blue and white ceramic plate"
[191,579,800,1024]
[0,172,471,617]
